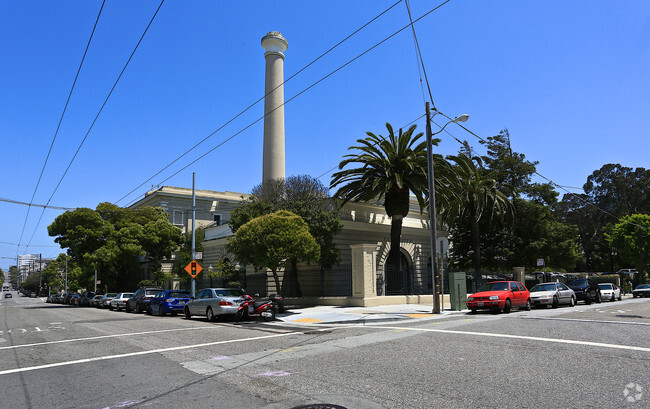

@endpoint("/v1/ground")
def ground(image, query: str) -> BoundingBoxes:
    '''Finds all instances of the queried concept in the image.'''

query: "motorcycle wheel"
[260,308,276,322]
[235,309,245,323]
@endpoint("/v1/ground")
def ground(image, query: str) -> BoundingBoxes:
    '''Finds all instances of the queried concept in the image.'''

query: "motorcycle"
[235,294,280,322]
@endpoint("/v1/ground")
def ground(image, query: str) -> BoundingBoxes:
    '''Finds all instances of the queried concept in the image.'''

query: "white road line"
[365,325,650,353]
[0,331,305,376]
[521,316,650,326]
[0,326,217,351]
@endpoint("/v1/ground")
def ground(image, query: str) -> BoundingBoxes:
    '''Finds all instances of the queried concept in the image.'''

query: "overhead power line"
[21,0,166,253]
[122,0,454,207]
[115,0,404,205]
[16,0,106,255]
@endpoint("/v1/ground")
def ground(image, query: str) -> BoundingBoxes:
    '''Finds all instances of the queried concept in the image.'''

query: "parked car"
[184,288,245,321]
[466,281,531,313]
[568,278,601,304]
[63,293,77,305]
[98,293,118,309]
[529,282,576,308]
[110,293,134,311]
[51,293,63,303]
[632,284,650,298]
[147,290,191,316]
[4,292,12,298]
[598,283,621,302]
[79,291,96,307]
[125,288,163,313]
[90,294,104,307]
[69,294,81,305]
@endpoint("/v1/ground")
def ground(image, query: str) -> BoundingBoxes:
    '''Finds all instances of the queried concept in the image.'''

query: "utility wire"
[123,0,453,206]
[405,0,440,109]
[115,0,404,205]
[21,0,165,253]
[16,0,106,254]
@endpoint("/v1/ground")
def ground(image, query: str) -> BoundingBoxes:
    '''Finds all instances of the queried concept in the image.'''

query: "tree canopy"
[227,210,320,293]
[48,203,183,290]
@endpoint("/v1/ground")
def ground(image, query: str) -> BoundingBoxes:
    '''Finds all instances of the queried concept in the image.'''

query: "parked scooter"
[235,294,280,322]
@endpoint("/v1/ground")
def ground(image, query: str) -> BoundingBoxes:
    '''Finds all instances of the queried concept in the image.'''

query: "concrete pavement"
[276,303,468,325]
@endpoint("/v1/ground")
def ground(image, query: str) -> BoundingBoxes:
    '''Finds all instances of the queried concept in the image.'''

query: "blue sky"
[1,0,649,270]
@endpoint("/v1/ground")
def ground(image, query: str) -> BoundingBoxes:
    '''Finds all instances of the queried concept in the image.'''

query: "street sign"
[184,260,203,278]
[195,252,203,260]
[537,258,545,267]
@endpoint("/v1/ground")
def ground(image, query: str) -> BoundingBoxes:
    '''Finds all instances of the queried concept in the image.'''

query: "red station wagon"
[466,281,531,313]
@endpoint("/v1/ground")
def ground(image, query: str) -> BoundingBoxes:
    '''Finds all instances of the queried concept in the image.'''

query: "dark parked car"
[632,284,650,298]
[63,293,76,305]
[79,291,96,307]
[125,288,163,313]
[568,278,602,304]
[69,294,81,305]
[147,290,191,316]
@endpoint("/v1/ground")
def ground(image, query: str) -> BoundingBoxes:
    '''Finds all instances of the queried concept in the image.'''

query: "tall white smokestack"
[261,31,288,182]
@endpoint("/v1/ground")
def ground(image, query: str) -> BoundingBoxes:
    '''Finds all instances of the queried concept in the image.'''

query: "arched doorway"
[385,250,412,295]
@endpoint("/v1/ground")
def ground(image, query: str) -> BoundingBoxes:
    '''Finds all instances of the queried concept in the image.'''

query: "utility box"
[449,272,468,311]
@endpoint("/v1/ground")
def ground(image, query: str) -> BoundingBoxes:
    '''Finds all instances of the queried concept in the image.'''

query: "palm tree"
[442,150,514,279]
[330,123,433,292]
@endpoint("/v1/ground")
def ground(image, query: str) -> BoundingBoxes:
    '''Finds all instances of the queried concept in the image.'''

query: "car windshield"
[214,289,242,297]
[531,284,556,292]
[477,282,510,292]
[145,290,161,296]
[569,279,588,286]
[598,283,613,289]
[123,293,134,298]
[636,284,650,289]
[167,291,190,298]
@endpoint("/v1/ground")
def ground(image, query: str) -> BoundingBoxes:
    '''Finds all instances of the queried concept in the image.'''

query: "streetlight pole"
[425,103,468,314]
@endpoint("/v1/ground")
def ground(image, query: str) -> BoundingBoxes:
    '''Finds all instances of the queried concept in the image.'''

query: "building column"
[350,244,378,300]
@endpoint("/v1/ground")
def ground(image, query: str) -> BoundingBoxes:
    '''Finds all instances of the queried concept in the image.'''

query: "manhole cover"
[290,405,347,409]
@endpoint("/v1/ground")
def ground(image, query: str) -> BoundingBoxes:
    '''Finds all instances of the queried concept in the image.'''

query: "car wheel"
[569,296,576,307]
[596,292,602,303]
[611,294,616,302]
[633,294,637,298]
[109,305,114,311]
[469,309,477,314]
[206,307,215,322]
[184,307,192,320]
[125,304,131,313]
[146,306,152,315]
[618,293,622,301]
[585,296,592,305]
[503,299,511,314]
[159,307,165,317]
[525,299,531,311]
[552,296,559,309]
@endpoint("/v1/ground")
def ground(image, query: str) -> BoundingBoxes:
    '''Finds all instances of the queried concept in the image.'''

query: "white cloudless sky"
[1,0,649,270]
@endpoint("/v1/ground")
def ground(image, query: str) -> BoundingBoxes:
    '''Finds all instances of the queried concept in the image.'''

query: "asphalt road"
[1,291,649,408]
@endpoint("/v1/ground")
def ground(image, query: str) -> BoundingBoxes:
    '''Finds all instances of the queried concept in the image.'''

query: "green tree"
[444,151,514,277]
[607,214,650,284]
[331,123,429,283]
[230,175,343,296]
[48,203,183,290]
[227,210,320,293]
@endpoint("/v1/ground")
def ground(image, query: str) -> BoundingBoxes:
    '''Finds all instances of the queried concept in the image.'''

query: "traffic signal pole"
[191,172,196,298]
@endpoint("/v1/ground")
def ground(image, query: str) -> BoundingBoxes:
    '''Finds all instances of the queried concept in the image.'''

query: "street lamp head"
[452,114,469,123]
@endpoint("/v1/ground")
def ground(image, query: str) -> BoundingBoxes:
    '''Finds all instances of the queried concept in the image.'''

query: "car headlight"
[489,295,499,300]
[467,297,474,302]
[546,294,553,298]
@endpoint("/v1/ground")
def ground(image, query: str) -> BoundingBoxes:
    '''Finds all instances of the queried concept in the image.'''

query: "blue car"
[147,290,191,316]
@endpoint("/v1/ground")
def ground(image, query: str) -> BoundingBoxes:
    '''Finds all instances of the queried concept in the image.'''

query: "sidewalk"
[276,303,468,325]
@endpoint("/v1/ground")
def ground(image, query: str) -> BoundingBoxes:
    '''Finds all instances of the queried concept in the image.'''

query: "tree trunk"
[470,208,482,289]
[281,258,302,297]
[271,269,281,296]
[386,215,404,294]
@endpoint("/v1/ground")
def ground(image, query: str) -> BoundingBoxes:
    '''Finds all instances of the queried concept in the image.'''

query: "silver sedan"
[530,282,576,308]
[184,288,245,321]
